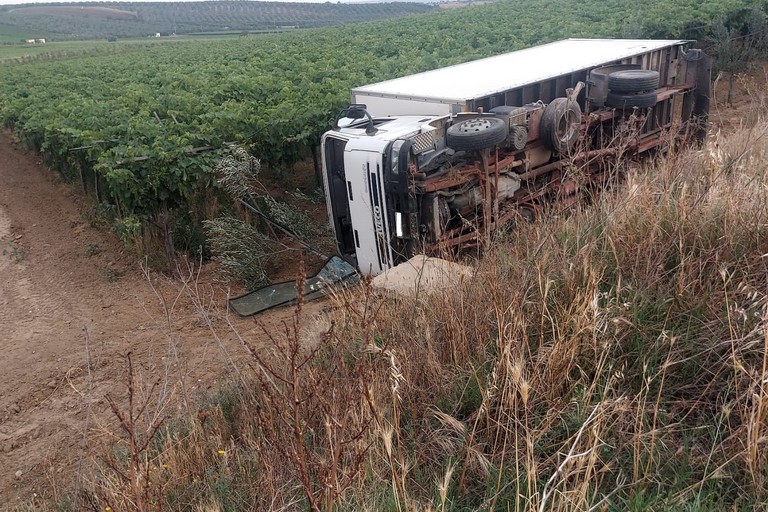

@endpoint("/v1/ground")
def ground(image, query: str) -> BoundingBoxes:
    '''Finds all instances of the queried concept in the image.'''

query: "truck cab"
[322,113,442,275]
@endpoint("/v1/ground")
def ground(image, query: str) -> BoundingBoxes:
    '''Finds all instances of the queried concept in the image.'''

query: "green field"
[0,21,38,42]
[0,40,110,58]
[0,0,757,249]
[0,0,437,41]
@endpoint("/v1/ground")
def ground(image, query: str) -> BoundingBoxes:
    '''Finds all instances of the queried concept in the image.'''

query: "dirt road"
[0,131,304,507]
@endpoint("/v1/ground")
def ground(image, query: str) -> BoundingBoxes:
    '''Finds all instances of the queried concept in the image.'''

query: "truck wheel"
[607,70,660,93]
[446,117,509,151]
[519,206,536,223]
[540,97,581,154]
[606,90,658,109]
[509,125,528,150]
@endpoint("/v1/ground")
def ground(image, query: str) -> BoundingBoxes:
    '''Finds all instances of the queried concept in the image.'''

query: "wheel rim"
[556,109,578,144]
[458,118,495,133]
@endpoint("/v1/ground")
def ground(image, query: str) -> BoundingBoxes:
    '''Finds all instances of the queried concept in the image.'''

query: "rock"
[10,403,20,414]
[371,255,473,298]
[14,470,22,479]
[47,380,56,389]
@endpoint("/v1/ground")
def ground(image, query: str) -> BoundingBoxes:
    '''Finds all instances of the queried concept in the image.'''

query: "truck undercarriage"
[323,42,711,275]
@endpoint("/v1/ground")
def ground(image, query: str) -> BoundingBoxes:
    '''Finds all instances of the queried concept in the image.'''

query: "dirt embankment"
[0,131,315,507]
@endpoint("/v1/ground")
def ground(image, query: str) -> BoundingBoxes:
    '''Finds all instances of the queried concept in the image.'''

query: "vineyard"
[0,1,436,41]
[0,0,762,270]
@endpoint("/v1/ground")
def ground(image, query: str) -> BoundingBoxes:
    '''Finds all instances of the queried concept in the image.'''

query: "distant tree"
[620,12,644,38]
[746,5,768,56]
[709,15,754,106]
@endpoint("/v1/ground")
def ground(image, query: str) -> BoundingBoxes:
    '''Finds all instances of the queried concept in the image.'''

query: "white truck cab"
[322,113,444,275]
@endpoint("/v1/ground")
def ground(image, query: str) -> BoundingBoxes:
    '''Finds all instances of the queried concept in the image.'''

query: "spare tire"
[446,117,508,152]
[606,90,658,109]
[489,105,526,118]
[607,70,660,94]
[540,97,581,154]
[489,105,517,115]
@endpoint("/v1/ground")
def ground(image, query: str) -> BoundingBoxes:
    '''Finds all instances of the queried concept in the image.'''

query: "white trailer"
[324,38,711,275]
[352,39,691,117]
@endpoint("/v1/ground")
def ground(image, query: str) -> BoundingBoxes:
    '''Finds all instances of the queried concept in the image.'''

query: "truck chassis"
[322,41,711,275]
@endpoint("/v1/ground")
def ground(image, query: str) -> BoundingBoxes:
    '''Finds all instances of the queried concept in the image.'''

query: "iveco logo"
[373,204,384,234]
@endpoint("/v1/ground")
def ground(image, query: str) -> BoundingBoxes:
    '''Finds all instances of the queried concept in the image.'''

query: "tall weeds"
[86,118,768,510]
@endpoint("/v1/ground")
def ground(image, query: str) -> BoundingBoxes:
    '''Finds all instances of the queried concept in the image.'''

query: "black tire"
[489,105,525,117]
[446,117,508,152]
[518,206,536,223]
[540,97,581,154]
[606,90,658,109]
[607,70,660,93]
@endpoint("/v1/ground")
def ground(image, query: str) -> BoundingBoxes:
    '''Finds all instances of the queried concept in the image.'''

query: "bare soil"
[0,131,321,508]
[709,64,768,131]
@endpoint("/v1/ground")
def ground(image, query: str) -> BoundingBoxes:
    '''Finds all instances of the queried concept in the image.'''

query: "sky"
[0,0,343,5]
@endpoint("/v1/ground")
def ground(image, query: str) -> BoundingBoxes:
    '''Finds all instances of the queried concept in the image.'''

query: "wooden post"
[156,205,179,278]
[311,144,321,187]
[479,149,492,243]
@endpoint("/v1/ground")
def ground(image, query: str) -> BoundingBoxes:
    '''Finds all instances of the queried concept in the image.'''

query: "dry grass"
[77,112,768,511]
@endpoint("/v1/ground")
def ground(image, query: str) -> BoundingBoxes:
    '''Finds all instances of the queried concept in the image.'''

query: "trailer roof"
[353,39,687,103]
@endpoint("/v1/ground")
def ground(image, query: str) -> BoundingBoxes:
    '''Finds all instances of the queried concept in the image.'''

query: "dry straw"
[85,102,768,510]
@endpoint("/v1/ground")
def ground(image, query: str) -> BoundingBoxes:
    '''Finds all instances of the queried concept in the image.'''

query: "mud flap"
[228,256,359,317]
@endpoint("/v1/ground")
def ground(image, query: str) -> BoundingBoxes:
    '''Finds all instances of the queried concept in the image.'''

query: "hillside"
[0,1,437,41]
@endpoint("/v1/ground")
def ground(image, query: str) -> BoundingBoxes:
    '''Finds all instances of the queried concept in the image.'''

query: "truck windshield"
[323,136,355,258]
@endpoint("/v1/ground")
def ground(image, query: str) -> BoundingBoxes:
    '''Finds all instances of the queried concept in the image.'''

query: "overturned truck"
[322,38,711,275]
